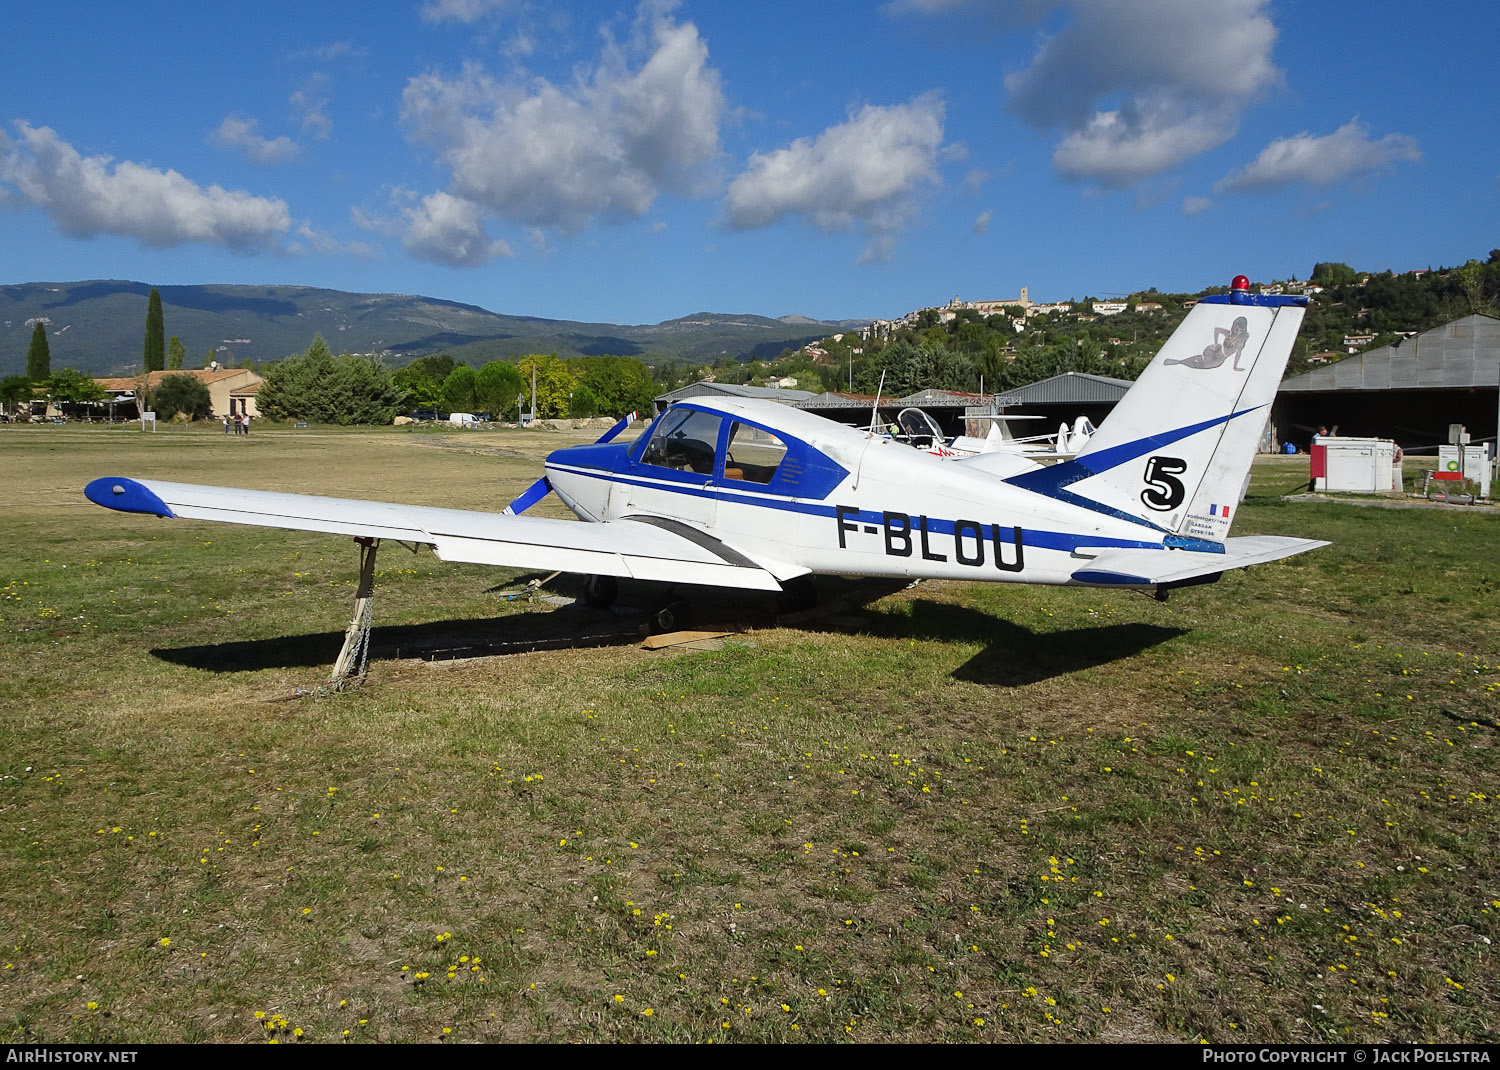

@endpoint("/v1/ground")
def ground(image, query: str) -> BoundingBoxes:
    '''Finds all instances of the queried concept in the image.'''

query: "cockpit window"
[723,422,787,484]
[640,407,723,475]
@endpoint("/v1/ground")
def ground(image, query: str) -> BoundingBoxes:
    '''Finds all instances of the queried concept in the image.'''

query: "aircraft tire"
[649,599,693,634]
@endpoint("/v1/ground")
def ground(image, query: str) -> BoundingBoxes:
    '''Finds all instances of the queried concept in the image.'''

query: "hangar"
[981,372,1134,436]
[1275,314,1499,452]
[654,372,1138,439]
[650,381,816,415]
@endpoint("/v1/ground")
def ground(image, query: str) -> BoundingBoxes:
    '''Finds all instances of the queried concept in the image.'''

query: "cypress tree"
[26,322,51,382]
[144,288,165,373]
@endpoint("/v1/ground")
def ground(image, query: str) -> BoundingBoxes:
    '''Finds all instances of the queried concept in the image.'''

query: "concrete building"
[94,367,263,419]
[938,288,1031,322]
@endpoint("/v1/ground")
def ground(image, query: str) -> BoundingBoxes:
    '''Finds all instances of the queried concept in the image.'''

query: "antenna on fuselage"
[867,371,886,436]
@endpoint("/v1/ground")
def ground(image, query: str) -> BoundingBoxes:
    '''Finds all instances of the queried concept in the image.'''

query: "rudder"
[1007,283,1307,545]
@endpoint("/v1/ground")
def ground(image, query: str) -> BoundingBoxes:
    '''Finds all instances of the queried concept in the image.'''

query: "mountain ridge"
[0,279,869,376]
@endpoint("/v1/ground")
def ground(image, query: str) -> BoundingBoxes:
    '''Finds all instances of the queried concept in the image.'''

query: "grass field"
[1,422,1496,1044]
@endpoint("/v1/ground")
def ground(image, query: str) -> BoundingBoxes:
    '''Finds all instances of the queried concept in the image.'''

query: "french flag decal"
[1209,504,1231,518]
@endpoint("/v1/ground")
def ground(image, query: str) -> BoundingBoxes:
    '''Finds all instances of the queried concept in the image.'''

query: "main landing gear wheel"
[648,599,694,634]
[777,575,817,615]
[582,574,618,609]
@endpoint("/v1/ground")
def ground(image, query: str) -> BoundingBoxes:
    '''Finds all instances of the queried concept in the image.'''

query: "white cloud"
[1050,97,1238,186]
[972,209,992,233]
[1181,195,1212,216]
[287,41,361,63]
[0,122,290,250]
[291,75,333,140]
[292,224,381,260]
[420,0,516,23]
[401,5,723,233]
[725,93,946,256]
[504,31,536,59]
[994,0,1282,185]
[882,0,1053,19]
[401,191,513,267]
[209,116,299,165]
[1214,119,1420,194]
[858,233,899,264]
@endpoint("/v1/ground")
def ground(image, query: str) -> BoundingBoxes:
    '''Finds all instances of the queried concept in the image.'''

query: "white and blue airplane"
[86,278,1326,622]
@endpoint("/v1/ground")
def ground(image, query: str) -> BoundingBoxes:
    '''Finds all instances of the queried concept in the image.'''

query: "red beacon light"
[1231,275,1250,291]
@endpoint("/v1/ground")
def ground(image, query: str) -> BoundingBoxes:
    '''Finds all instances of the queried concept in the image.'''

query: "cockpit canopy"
[893,407,946,447]
[632,403,846,499]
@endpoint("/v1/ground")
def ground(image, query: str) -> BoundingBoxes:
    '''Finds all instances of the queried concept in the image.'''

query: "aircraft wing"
[84,477,785,591]
[1069,535,1329,588]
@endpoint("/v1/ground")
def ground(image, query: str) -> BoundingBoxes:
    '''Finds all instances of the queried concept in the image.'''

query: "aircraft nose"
[547,442,631,473]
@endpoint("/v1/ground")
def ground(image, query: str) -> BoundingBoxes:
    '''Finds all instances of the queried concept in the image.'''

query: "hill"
[0,280,865,376]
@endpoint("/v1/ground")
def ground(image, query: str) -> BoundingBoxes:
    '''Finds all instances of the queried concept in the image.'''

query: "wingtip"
[84,477,176,518]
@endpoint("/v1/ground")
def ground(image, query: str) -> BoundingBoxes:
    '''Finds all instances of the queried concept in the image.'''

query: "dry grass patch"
[1,425,1495,1043]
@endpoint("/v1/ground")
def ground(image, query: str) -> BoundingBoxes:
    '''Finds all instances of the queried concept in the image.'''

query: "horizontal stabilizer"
[1070,535,1329,588]
[84,477,784,591]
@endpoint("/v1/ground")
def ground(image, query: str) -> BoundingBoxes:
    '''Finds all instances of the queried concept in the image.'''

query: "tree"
[441,366,480,412]
[168,336,186,370]
[475,360,524,418]
[393,354,457,412]
[1453,259,1497,317]
[202,347,217,369]
[515,354,578,418]
[568,383,599,418]
[569,355,657,416]
[1,374,33,415]
[43,368,107,405]
[152,373,213,420]
[1310,262,1358,286]
[404,354,457,383]
[393,366,444,410]
[144,288,165,372]
[257,335,402,424]
[26,322,51,382]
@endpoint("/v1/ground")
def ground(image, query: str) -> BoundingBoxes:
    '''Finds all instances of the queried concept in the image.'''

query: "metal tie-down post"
[328,536,379,690]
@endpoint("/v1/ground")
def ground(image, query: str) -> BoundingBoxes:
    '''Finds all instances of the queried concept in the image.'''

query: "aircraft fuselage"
[544,398,1171,587]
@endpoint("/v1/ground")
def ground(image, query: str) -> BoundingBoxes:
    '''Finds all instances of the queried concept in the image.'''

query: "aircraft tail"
[1006,281,1307,546]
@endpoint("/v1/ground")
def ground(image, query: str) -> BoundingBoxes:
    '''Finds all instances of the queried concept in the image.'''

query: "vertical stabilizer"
[1007,281,1307,545]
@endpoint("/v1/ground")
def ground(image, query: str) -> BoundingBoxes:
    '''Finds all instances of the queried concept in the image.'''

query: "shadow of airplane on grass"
[152,601,643,673]
[152,574,1184,687]
[800,592,1188,688]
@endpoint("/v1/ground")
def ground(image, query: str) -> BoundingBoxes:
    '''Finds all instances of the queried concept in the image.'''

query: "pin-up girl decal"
[1165,316,1250,371]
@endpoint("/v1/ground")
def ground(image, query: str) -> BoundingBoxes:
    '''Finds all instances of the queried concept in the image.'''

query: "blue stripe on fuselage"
[545,462,1165,554]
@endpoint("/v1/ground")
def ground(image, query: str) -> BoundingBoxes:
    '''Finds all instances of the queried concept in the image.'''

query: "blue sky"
[2,0,1495,325]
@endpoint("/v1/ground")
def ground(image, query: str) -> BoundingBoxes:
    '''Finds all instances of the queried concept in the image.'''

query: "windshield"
[640,407,723,475]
